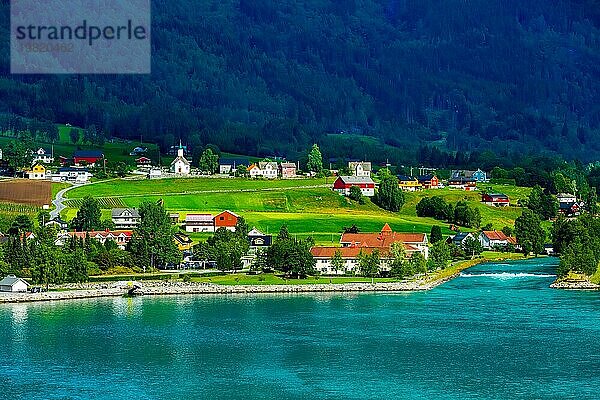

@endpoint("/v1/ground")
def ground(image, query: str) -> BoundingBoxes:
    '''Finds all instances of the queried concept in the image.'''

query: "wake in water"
[460,272,556,279]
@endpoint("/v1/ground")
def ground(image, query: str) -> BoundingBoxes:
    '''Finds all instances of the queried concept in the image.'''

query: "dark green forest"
[1,0,599,165]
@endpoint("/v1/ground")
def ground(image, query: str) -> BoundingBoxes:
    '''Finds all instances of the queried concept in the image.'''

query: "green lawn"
[51,182,72,198]
[189,273,399,285]
[65,177,329,199]
[59,175,533,243]
[401,184,531,231]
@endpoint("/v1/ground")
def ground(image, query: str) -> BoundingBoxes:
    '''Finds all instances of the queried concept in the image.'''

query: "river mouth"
[3,257,600,400]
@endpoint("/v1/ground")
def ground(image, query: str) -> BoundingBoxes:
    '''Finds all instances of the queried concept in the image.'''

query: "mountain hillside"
[1,0,599,164]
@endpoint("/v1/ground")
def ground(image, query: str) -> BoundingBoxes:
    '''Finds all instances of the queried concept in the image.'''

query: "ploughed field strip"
[0,180,51,206]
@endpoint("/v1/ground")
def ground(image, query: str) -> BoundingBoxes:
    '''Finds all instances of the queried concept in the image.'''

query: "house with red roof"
[478,230,512,250]
[73,150,104,166]
[339,223,429,258]
[55,230,133,250]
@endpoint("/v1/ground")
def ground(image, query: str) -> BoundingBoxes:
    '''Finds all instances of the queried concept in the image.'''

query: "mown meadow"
[59,177,532,245]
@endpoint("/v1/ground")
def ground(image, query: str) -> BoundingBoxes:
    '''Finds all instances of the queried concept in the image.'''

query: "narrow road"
[50,178,119,219]
[50,185,75,219]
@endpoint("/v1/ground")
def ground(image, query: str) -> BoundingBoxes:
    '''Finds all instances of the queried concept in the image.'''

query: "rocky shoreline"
[0,275,458,304]
[550,279,600,290]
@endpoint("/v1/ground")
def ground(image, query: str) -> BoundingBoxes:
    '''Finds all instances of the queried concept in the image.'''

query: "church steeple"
[177,140,184,158]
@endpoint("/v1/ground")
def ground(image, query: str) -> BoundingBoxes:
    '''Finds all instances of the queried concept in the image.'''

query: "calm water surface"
[1,258,600,399]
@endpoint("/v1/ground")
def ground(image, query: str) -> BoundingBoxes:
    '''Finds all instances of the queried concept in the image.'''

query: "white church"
[170,142,191,175]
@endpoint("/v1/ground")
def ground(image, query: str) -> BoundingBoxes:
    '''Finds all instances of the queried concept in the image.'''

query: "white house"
[32,147,54,164]
[55,230,133,250]
[111,208,141,229]
[0,275,30,293]
[170,144,191,175]
[557,193,577,204]
[52,167,92,183]
[147,168,162,179]
[185,214,215,233]
[248,162,278,179]
[479,230,513,250]
[348,161,372,177]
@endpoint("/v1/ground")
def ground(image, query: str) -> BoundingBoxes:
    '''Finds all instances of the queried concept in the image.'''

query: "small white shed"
[0,275,30,293]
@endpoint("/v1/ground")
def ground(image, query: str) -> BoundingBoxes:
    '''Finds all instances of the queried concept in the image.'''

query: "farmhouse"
[111,208,141,229]
[417,174,440,189]
[73,150,104,166]
[451,169,487,182]
[147,168,162,179]
[397,175,421,191]
[0,275,29,293]
[479,230,513,250]
[45,217,69,231]
[130,147,147,156]
[56,230,133,250]
[259,162,278,179]
[52,167,92,183]
[348,161,372,177]
[248,227,272,250]
[219,158,249,174]
[311,246,385,275]
[482,193,510,207]
[185,214,215,233]
[333,176,376,197]
[340,224,429,259]
[32,147,54,164]
[173,233,194,252]
[170,144,191,175]
[447,232,475,247]
[135,157,152,167]
[28,163,47,180]
[214,210,239,231]
[557,193,577,204]
[279,162,297,179]
[448,177,477,191]
[559,201,582,217]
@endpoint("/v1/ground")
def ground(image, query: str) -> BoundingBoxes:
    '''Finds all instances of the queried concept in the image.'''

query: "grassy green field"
[62,177,459,243]
[401,184,531,230]
[57,176,532,246]
[65,177,329,198]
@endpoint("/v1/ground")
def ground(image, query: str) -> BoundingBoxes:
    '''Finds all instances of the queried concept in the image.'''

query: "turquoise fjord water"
[2,258,600,400]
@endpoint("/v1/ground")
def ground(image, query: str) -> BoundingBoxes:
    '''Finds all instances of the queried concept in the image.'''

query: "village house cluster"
[24,148,102,183]
[310,224,429,275]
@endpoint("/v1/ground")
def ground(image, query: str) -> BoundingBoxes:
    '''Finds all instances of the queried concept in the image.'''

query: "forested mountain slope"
[0,0,599,164]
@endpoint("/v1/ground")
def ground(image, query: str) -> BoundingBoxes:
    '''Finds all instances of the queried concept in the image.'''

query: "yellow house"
[27,163,47,180]
[398,175,421,191]
[173,233,194,252]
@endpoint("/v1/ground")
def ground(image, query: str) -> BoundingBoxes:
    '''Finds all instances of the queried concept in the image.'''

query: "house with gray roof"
[111,208,141,229]
[0,275,29,293]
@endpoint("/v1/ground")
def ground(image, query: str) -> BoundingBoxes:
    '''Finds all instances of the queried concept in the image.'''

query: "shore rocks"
[550,279,600,290]
[0,278,449,304]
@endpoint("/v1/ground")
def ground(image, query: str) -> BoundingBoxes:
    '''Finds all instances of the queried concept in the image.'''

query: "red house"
[73,150,104,166]
[214,210,239,231]
[136,156,152,166]
[417,174,440,189]
[481,193,510,207]
[333,176,376,197]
